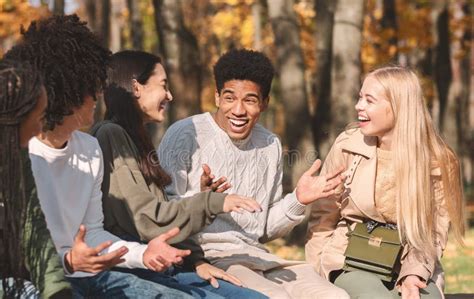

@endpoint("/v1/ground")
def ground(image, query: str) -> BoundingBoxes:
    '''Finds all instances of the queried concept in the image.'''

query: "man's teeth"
[230,119,248,126]
[358,116,369,121]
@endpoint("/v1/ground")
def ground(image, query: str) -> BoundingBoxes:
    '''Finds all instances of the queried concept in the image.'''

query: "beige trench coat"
[305,129,449,293]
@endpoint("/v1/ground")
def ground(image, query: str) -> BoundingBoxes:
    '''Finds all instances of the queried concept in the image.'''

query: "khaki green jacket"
[91,121,226,267]
[21,149,72,298]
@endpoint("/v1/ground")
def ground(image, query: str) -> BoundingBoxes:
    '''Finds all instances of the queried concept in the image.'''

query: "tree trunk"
[312,0,336,159]
[432,2,452,133]
[153,0,202,122]
[85,0,111,47]
[252,0,263,51]
[109,0,124,53]
[267,0,314,192]
[127,0,144,50]
[464,44,474,186]
[449,46,472,186]
[330,0,364,140]
[455,2,473,186]
[53,0,64,15]
[85,0,111,123]
[381,0,398,59]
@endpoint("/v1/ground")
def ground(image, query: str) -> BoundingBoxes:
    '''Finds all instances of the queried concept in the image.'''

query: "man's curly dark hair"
[213,49,275,100]
[5,14,111,130]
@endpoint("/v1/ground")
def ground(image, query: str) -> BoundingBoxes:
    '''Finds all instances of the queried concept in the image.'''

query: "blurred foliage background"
[0,0,472,293]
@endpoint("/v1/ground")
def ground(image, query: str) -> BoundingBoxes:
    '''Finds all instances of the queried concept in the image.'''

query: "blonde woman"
[305,66,464,298]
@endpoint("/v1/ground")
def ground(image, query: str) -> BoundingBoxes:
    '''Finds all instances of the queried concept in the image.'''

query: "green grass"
[267,228,474,294]
[442,228,474,293]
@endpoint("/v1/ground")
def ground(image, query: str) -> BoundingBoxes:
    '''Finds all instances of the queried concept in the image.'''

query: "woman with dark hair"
[91,50,266,299]
[0,59,71,298]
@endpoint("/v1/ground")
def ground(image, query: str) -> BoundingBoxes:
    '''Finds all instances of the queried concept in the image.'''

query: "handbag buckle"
[368,236,382,247]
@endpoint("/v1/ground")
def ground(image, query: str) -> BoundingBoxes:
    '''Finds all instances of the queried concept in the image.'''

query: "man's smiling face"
[213,79,268,140]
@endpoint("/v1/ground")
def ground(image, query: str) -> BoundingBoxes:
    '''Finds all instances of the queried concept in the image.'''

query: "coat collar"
[339,128,378,159]
[338,128,442,176]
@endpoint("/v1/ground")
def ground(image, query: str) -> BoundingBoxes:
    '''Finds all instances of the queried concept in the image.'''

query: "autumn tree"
[330,0,364,140]
[153,0,202,122]
[447,1,472,185]
[312,0,336,158]
[53,0,64,15]
[84,0,111,47]
[127,0,144,50]
[432,0,452,132]
[0,0,49,57]
[267,0,314,189]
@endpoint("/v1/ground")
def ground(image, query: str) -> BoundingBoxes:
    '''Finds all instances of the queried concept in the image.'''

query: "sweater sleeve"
[157,121,195,198]
[94,123,226,244]
[260,138,306,243]
[21,150,73,299]
[78,147,148,270]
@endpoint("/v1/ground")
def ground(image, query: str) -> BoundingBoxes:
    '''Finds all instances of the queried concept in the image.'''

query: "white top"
[158,112,306,256]
[29,131,147,278]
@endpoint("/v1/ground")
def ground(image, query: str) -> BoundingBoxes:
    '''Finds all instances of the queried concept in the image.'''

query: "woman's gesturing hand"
[143,227,191,272]
[223,194,262,213]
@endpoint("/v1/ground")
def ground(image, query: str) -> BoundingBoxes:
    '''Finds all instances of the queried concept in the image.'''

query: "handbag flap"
[351,223,401,245]
[344,223,403,268]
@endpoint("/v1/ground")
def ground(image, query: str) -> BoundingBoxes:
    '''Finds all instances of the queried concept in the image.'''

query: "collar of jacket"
[338,128,378,159]
[338,128,442,176]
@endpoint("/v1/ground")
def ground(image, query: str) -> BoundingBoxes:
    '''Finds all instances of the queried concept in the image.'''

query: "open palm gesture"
[295,159,345,205]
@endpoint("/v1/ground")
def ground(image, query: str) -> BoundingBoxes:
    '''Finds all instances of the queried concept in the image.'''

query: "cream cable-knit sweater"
[158,112,306,256]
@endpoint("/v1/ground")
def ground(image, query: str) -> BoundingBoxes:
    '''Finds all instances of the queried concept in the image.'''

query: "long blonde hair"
[368,66,464,255]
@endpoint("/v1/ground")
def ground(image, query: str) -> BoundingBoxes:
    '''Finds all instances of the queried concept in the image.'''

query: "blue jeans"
[66,270,192,299]
[119,266,268,299]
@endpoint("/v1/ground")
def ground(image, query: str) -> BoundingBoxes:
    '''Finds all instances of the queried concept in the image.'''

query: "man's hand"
[195,261,243,288]
[143,227,191,272]
[295,159,345,205]
[200,164,231,193]
[223,194,262,213]
[400,275,426,299]
[65,225,128,274]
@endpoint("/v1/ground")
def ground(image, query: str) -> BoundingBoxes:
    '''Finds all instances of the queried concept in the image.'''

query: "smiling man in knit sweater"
[158,49,349,298]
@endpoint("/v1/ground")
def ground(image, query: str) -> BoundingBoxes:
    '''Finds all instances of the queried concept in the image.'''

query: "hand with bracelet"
[64,225,128,274]
[65,225,191,274]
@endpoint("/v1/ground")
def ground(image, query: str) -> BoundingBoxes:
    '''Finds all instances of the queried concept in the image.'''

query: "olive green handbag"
[343,221,403,282]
